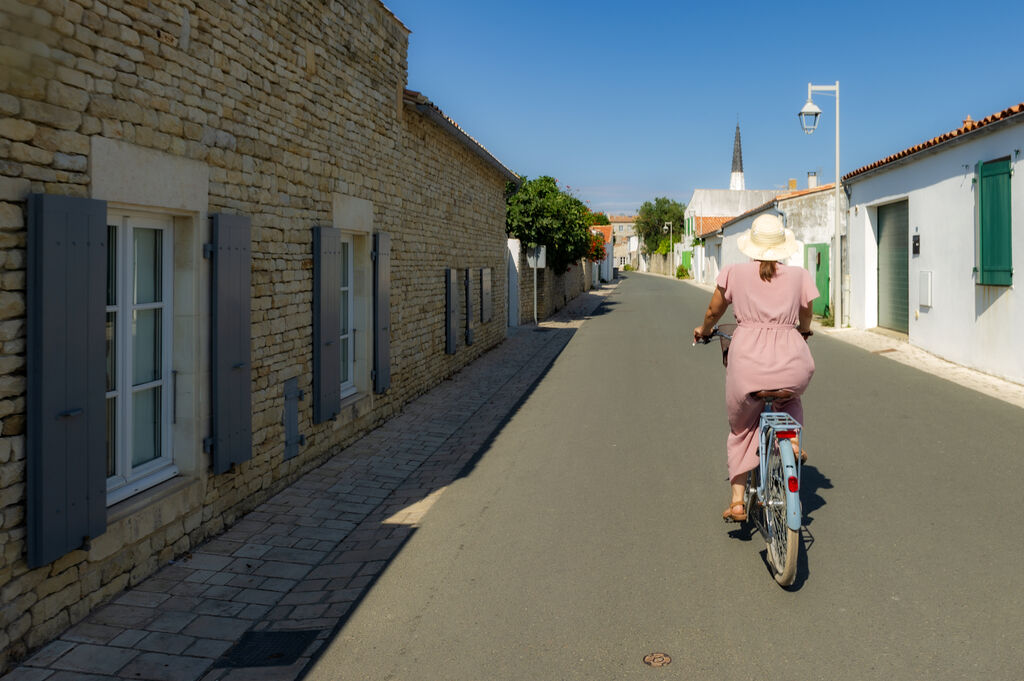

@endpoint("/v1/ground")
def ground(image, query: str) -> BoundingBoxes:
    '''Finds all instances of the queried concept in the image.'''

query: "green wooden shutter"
[978,159,1012,286]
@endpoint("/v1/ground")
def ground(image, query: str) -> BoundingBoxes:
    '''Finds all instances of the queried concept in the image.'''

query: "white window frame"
[106,211,177,506]
[339,233,356,399]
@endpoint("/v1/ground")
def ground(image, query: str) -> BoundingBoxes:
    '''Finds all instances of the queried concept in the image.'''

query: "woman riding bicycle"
[693,214,819,522]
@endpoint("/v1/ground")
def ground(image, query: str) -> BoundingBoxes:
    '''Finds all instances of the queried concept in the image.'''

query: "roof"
[403,89,519,184]
[608,215,637,223]
[720,183,835,231]
[590,225,613,244]
[843,102,1024,183]
[693,216,732,237]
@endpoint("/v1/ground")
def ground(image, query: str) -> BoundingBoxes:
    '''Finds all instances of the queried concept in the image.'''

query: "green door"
[804,243,829,316]
[877,201,909,333]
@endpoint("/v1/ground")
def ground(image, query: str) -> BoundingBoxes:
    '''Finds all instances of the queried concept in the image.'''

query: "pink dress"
[716,262,819,480]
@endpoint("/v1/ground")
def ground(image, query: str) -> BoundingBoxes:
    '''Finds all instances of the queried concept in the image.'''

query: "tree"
[634,197,687,253]
[585,209,610,226]
[506,176,591,274]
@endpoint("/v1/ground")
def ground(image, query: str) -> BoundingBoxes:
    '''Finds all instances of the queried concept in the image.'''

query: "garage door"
[877,201,909,333]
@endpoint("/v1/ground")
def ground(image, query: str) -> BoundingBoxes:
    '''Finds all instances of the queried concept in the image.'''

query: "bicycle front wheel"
[764,437,799,586]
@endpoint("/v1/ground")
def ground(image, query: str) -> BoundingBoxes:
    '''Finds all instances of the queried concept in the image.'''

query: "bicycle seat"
[750,388,797,400]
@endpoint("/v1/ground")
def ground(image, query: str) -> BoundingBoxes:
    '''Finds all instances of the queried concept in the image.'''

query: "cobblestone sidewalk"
[1,284,618,681]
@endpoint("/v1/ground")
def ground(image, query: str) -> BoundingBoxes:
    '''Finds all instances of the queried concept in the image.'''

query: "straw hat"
[737,214,802,261]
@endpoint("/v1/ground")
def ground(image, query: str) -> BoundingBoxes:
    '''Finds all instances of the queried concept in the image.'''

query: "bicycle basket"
[717,323,737,367]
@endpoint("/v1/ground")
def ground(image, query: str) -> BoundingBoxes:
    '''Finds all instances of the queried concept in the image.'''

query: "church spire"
[729,121,745,190]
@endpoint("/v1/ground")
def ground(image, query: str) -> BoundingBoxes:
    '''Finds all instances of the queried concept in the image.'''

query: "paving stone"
[117,653,211,681]
[147,612,197,634]
[108,629,148,647]
[114,590,171,608]
[88,604,155,628]
[0,668,55,680]
[234,589,280,606]
[182,616,251,641]
[136,632,196,655]
[50,644,137,674]
[251,561,311,581]
[182,638,233,660]
[23,640,75,667]
[193,599,247,618]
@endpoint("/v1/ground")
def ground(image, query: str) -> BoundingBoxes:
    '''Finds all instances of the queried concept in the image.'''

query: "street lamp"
[663,221,673,276]
[799,81,842,328]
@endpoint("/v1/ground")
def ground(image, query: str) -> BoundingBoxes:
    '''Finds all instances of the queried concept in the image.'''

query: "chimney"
[788,178,797,190]
[807,171,818,189]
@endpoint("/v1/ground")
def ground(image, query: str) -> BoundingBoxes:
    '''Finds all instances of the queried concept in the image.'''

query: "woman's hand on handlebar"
[693,326,713,345]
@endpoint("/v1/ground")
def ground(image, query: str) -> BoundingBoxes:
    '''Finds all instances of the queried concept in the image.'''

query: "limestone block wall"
[514,245,588,324]
[0,0,511,668]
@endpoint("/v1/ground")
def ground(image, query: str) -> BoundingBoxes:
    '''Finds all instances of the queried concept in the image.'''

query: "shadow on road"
[726,463,832,590]
[297,292,623,678]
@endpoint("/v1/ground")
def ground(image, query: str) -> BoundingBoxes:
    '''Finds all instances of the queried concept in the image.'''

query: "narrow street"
[308,272,1024,681]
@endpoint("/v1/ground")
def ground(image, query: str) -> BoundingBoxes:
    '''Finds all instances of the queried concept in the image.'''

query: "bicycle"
[695,324,803,586]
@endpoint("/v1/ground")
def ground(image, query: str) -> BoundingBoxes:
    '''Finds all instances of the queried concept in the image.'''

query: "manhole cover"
[643,652,672,667]
[213,629,320,668]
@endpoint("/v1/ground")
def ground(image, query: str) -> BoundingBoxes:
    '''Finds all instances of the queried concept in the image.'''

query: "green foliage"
[676,264,689,279]
[585,209,611,225]
[506,176,591,274]
[622,264,634,272]
[635,197,687,253]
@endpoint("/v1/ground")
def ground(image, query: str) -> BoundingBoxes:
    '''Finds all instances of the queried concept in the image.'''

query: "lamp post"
[799,81,841,328]
[663,221,673,276]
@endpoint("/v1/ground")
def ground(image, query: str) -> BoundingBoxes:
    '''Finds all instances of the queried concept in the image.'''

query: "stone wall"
[514,244,588,324]
[0,0,512,669]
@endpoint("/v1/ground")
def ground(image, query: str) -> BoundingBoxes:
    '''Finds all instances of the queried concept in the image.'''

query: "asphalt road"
[307,272,1024,681]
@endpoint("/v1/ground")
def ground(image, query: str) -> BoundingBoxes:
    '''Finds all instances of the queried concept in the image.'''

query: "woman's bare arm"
[693,286,729,341]
[798,304,813,337]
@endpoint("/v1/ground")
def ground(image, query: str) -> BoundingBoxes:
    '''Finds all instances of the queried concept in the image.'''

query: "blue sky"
[383,1,1024,215]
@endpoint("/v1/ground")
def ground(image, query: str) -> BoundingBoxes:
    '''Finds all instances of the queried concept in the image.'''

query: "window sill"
[333,391,373,430]
[107,474,200,525]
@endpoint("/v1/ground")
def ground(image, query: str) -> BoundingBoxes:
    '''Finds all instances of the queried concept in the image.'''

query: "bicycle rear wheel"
[764,437,799,586]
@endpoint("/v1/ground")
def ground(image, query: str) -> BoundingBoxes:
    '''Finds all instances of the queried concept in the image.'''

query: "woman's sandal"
[722,500,747,522]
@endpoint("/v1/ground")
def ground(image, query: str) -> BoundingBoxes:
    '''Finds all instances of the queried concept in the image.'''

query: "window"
[976,157,1013,286]
[339,233,355,398]
[106,212,177,504]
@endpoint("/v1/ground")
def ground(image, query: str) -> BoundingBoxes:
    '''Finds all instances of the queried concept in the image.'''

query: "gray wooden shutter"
[372,232,390,393]
[481,268,492,323]
[464,268,474,345]
[445,268,457,355]
[208,213,252,474]
[313,226,341,422]
[283,377,304,460]
[27,193,108,568]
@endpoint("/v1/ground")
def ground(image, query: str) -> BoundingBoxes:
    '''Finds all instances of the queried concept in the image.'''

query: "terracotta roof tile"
[608,215,637,223]
[591,225,613,244]
[694,216,732,237]
[844,102,1024,182]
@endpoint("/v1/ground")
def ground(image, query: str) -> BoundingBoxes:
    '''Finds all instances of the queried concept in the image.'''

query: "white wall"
[846,123,1024,384]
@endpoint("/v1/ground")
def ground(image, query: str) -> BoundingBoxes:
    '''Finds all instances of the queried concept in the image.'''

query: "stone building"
[0,0,517,668]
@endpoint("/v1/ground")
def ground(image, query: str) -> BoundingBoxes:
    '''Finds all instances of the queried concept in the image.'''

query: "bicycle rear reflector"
[776,430,798,440]
[788,476,799,493]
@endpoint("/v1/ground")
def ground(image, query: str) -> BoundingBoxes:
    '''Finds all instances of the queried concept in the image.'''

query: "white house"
[685,190,778,284]
[715,182,843,316]
[843,102,1024,384]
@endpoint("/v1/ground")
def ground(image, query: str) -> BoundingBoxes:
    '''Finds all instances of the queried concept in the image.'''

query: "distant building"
[684,123,780,283]
[609,215,639,268]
